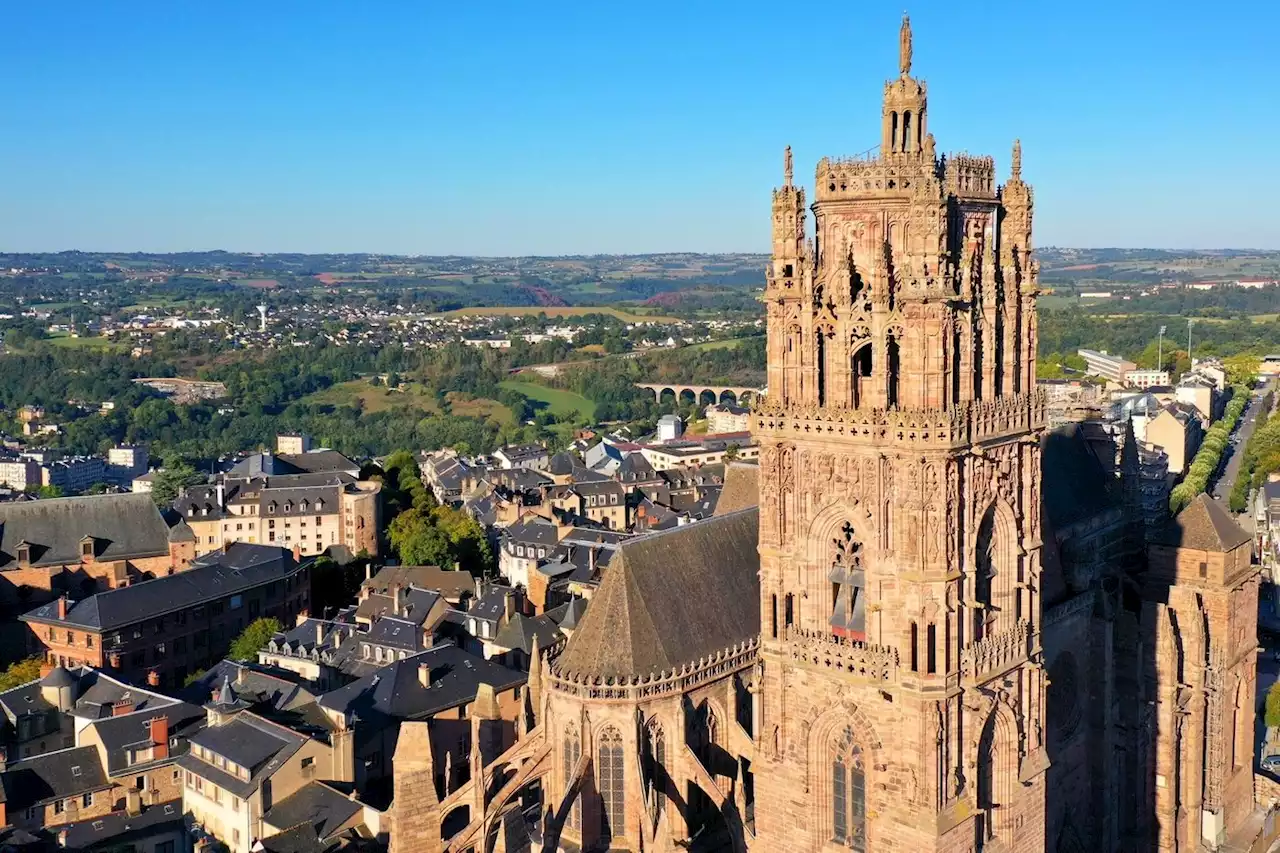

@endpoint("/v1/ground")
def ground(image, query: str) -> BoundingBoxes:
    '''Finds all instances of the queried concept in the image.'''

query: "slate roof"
[545,452,579,476]
[503,518,561,549]
[182,661,318,713]
[1152,493,1253,552]
[0,746,109,810]
[363,566,475,602]
[259,824,336,853]
[22,544,301,631]
[180,713,306,798]
[227,451,359,479]
[58,799,185,852]
[492,606,566,655]
[469,584,515,623]
[89,698,205,775]
[715,462,759,515]
[555,508,760,679]
[263,780,364,839]
[0,493,173,569]
[317,644,525,723]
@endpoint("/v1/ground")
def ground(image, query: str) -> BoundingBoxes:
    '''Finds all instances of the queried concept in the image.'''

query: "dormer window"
[16,542,30,567]
[300,499,309,511]
[284,502,293,513]
[202,505,211,516]
[268,502,276,514]
[80,537,94,560]
[315,499,324,511]
[187,507,195,517]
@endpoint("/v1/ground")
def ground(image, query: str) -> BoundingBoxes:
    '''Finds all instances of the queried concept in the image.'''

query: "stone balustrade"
[548,638,758,702]
[786,627,899,682]
[960,619,1032,685]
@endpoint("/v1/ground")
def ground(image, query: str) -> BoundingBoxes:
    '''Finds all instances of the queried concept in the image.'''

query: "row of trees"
[1169,386,1251,513]
[1230,391,1280,511]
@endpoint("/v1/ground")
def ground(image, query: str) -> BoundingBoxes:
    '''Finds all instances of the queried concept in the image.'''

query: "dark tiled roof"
[259,824,336,853]
[317,644,525,723]
[90,699,205,775]
[1041,425,1120,531]
[0,493,173,569]
[228,451,359,478]
[1,746,108,810]
[22,544,301,631]
[492,609,564,655]
[58,799,185,851]
[545,452,579,476]
[263,780,364,839]
[555,508,760,679]
[181,713,306,798]
[502,518,561,548]
[1152,493,1252,552]
[364,566,475,601]
[714,462,759,515]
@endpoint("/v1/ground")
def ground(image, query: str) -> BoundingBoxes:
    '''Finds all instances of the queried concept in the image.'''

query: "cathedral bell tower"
[753,17,1048,852]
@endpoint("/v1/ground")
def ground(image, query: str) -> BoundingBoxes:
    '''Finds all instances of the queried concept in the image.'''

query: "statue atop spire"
[1011,138,1022,179]
[899,13,913,76]
[783,145,793,187]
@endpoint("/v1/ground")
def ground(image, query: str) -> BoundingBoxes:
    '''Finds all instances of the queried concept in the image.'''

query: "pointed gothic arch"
[975,699,1020,847]
[596,725,624,843]
[972,499,1019,641]
[851,340,874,410]
[642,718,667,824]
[805,703,880,852]
[562,722,582,831]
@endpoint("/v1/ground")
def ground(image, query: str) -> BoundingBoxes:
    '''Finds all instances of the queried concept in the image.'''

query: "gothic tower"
[752,17,1048,852]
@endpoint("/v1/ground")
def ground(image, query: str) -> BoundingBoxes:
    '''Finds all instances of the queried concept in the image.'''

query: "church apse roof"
[553,507,760,681]
[1151,493,1251,553]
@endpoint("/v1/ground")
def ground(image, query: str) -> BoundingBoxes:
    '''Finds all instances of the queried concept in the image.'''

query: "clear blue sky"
[2,1,1276,255]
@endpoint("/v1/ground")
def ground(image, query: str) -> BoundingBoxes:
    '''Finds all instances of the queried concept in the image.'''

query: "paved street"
[1210,379,1275,532]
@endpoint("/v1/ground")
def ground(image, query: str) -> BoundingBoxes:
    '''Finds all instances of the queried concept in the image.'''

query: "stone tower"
[752,16,1048,853]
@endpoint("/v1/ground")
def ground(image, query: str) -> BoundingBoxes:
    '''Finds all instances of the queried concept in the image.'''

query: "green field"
[499,379,597,418]
[302,379,441,414]
[682,337,751,352]
[46,334,129,352]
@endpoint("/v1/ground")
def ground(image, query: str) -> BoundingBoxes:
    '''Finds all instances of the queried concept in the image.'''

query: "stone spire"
[899,13,913,76]
[1011,138,1022,179]
[783,145,793,187]
[217,675,235,707]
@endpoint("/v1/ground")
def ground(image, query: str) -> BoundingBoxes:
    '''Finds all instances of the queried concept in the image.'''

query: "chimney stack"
[417,662,432,688]
[503,590,516,621]
[149,717,170,759]
[292,544,302,563]
[125,788,142,816]
[146,670,160,687]
[316,621,325,646]
[56,596,67,620]
[392,584,403,616]
[588,547,597,573]
[112,698,135,717]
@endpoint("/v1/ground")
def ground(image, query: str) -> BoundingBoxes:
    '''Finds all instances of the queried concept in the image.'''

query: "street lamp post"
[1158,324,1166,375]
[1187,319,1195,367]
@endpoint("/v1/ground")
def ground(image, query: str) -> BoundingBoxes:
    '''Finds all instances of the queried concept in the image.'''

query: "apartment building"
[0,493,195,611]
[1146,403,1205,475]
[1077,348,1137,383]
[174,472,380,559]
[21,544,310,688]
[1125,369,1171,389]
[0,457,40,490]
[639,432,760,470]
[42,455,107,493]
[180,682,351,853]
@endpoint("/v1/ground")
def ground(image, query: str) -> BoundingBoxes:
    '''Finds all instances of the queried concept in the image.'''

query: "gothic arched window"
[973,509,998,641]
[831,727,866,850]
[563,724,581,830]
[598,726,624,841]
[829,522,866,640]
[643,720,666,822]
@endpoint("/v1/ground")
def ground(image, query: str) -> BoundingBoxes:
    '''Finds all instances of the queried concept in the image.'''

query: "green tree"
[0,657,44,690]
[227,617,281,662]
[149,460,204,507]
[1267,681,1280,728]
[36,485,64,499]
[388,508,453,566]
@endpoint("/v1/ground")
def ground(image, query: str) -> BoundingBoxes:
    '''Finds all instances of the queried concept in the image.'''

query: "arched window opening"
[563,725,582,831]
[829,521,865,640]
[886,334,901,409]
[785,594,795,630]
[917,109,925,149]
[890,111,899,152]
[902,111,913,153]
[977,716,996,845]
[926,623,937,674]
[643,721,667,822]
[771,594,778,639]
[852,343,873,410]
[597,727,624,841]
[816,330,827,407]
[831,727,866,851]
[909,621,919,672]
[973,508,1001,641]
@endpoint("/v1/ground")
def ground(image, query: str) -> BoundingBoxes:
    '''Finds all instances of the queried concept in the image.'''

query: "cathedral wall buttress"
[754,15,1045,853]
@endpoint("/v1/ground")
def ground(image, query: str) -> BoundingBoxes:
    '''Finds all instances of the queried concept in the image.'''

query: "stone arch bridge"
[637,383,763,407]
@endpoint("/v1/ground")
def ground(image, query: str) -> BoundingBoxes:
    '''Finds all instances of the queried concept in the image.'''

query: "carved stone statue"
[899,14,913,76]
[784,145,794,186]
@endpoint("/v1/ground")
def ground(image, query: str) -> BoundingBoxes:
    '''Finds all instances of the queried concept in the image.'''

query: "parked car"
[1262,754,1280,773]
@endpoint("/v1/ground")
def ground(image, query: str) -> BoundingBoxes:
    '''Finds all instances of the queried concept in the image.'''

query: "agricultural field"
[46,334,130,352]
[446,392,511,422]
[302,379,441,414]
[499,380,597,418]
[681,338,750,352]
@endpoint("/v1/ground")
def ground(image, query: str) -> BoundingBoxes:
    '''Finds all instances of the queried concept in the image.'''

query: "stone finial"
[1011,138,1022,178]
[783,145,793,187]
[899,13,913,76]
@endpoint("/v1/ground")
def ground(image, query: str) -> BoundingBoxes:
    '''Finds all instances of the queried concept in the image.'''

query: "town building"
[1176,373,1221,422]
[1146,402,1205,475]
[20,544,310,688]
[705,402,751,433]
[655,414,683,442]
[174,469,380,559]
[106,444,150,486]
[1125,368,1171,389]
[0,493,195,615]
[0,457,41,491]
[41,455,107,494]
[1078,348,1138,383]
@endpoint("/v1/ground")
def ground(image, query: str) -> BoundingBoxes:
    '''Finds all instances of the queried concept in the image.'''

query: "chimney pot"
[111,699,135,717]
